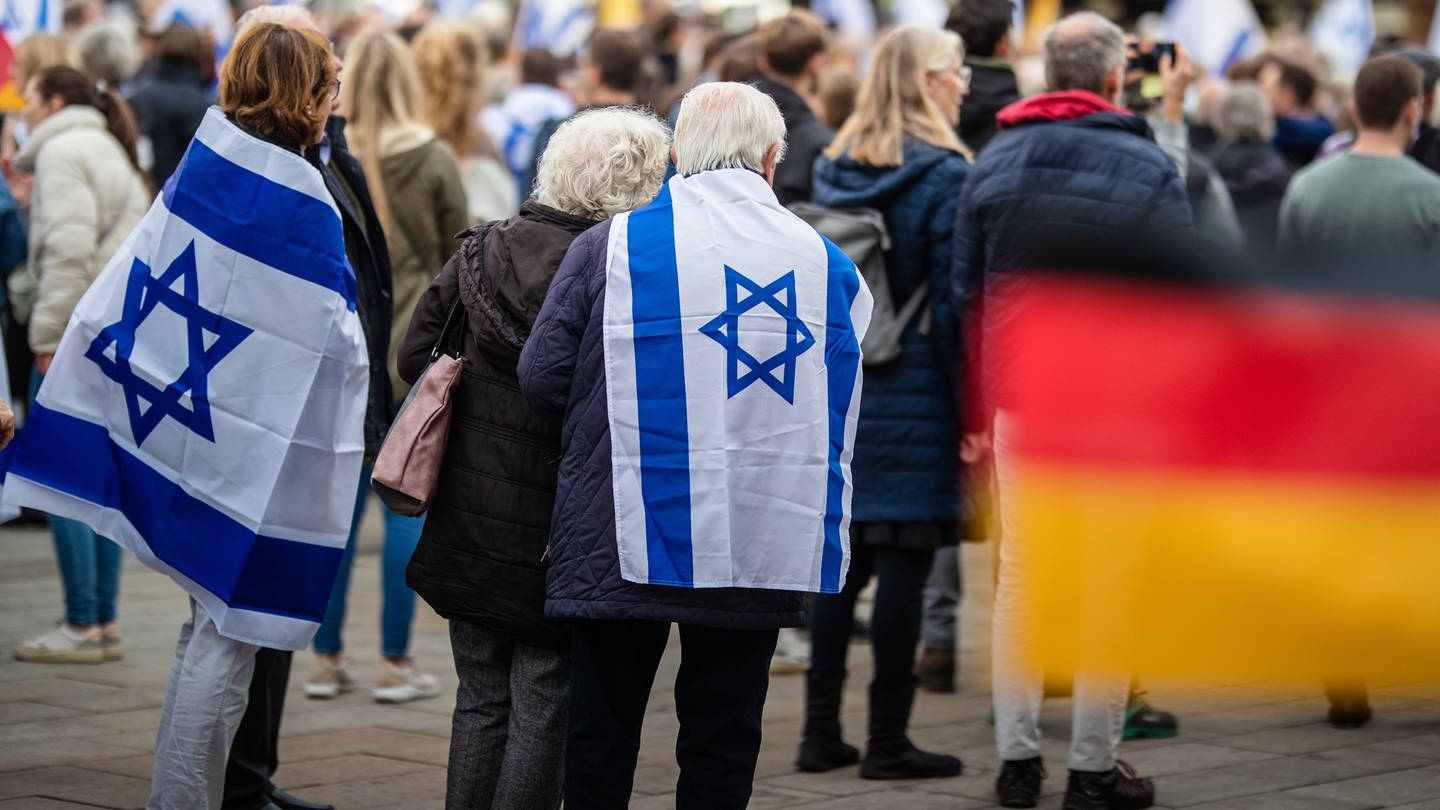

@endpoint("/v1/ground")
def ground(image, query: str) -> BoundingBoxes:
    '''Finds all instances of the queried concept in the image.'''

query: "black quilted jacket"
[398,202,596,646]
[518,218,807,629]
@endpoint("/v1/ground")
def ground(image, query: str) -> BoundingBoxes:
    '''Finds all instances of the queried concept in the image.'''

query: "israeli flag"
[515,0,593,58]
[1,0,60,40]
[603,169,872,594]
[148,0,233,46]
[1166,0,1264,77]
[1309,0,1374,78]
[0,108,367,650]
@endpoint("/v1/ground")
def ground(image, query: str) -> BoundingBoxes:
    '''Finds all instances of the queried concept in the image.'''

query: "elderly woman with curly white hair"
[396,105,670,810]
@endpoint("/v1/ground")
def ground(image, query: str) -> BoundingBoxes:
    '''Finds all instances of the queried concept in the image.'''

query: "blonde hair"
[340,30,427,235]
[411,21,501,162]
[825,26,968,167]
[14,33,72,87]
[534,107,669,220]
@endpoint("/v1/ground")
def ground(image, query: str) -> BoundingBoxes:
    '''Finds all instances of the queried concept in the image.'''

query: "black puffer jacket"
[399,202,597,646]
[957,57,1020,154]
[1213,138,1292,252]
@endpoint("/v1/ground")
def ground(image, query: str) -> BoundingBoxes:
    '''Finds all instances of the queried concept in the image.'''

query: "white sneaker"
[769,627,810,676]
[372,658,441,703]
[13,625,104,664]
[303,656,355,698]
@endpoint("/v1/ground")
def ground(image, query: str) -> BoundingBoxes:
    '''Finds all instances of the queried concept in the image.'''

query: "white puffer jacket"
[14,105,149,354]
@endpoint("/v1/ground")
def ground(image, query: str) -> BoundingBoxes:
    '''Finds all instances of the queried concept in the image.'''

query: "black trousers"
[809,541,935,691]
[563,619,778,810]
[222,647,291,810]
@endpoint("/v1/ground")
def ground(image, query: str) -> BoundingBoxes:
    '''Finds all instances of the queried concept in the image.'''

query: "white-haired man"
[519,82,872,809]
[953,10,1194,810]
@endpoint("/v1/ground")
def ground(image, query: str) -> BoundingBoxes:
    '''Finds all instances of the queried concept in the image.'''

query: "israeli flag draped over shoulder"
[0,107,368,650]
[604,169,873,595]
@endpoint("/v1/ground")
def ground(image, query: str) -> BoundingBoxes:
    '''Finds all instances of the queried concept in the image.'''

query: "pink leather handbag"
[371,297,466,516]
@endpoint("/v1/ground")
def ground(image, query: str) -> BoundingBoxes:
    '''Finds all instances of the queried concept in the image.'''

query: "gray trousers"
[446,620,570,810]
[149,599,258,810]
[990,414,1126,772]
[921,545,961,650]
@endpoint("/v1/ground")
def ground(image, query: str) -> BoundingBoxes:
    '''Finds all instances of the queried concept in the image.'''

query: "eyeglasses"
[932,65,973,90]
[330,80,341,102]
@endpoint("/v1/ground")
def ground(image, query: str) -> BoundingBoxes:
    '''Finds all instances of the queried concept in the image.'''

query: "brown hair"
[220,22,336,150]
[1353,56,1423,130]
[157,23,213,80]
[412,21,500,161]
[759,9,827,78]
[587,29,646,93]
[32,65,144,178]
[825,26,967,167]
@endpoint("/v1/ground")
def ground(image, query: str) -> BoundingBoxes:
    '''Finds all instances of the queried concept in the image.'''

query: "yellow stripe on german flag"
[991,275,1440,682]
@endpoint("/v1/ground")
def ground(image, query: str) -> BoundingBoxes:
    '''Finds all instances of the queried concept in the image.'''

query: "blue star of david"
[699,266,816,404]
[85,242,253,445]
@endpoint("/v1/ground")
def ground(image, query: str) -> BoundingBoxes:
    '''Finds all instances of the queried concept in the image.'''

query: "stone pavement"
[3,508,1440,809]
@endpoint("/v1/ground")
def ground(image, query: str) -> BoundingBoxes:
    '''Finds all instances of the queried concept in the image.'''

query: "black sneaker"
[996,756,1045,808]
[1328,697,1373,728]
[1123,692,1178,740]
[1062,761,1154,810]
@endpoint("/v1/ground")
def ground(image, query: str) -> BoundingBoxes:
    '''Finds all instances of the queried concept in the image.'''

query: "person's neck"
[764,72,809,97]
[588,87,636,107]
[1350,128,1408,158]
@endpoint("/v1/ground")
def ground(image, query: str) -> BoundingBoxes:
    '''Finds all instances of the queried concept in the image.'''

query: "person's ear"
[1348,98,1359,128]
[1104,66,1125,105]
[762,142,781,184]
[995,30,1014,59]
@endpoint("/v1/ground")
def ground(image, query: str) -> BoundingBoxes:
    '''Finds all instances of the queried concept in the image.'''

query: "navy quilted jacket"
[518,218,807,629]
[951,91,1194,416]
[812,137,969,526]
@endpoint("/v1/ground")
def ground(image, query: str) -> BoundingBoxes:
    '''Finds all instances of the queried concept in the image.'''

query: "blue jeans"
[31,369,121,627]
[53,515,121,627]
[313,467,425,658]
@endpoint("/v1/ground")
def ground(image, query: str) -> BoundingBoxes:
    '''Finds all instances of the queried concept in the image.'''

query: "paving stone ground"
[2,506,1440,809]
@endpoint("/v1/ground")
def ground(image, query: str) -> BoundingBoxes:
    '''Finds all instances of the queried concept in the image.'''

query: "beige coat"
[15,105,149,354]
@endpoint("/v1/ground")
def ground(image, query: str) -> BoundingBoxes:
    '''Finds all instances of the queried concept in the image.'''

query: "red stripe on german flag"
[991,276,1440,682]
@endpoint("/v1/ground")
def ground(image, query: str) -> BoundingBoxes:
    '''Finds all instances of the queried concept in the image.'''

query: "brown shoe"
[916,647,955,694]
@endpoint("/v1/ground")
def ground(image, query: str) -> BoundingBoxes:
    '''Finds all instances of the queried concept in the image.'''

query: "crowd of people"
[2,0,1439,809]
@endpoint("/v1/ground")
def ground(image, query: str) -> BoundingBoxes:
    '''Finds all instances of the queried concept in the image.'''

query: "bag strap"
[429,294,464,364]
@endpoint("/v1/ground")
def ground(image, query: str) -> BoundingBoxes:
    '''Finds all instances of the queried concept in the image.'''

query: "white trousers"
[990,413,1127,772]
[148,599,259,810]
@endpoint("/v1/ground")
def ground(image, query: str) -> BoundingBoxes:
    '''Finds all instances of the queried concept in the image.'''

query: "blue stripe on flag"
[8,405,342,621]
[1220,28,1254,76]
[625,185,695,586]
[162,138,356,309]
[820,238,862,594]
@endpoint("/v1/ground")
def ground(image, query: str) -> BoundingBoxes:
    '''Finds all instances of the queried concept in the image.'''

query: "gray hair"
[234,5,318,39]
[534,107,670,220]
[1043,11,1126,94]
[672,82,787,176]
[75,20,140,85]
[1217,81,1275,143]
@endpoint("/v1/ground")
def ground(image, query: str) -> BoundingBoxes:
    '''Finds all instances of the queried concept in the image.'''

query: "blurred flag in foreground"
[992,274,1440,683]
[1166,0,1264,76]
[1309,0,1374,78]
[0,108,368,650]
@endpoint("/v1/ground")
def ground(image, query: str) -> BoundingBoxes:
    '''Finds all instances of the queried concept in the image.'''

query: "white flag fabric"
[515,0,593,58]
[1309,0,1374,78]
[603,169,872,594]
[0,107,368,650]
[148,0,233,46]
[1,0,60,41]
[1166,0,1264,77]
[812,0,876,41]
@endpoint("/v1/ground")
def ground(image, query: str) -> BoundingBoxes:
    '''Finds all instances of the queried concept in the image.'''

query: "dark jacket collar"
[755,76,819,130]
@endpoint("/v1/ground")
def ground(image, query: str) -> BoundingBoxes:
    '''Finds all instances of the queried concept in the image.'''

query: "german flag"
[992,274,1440,683]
